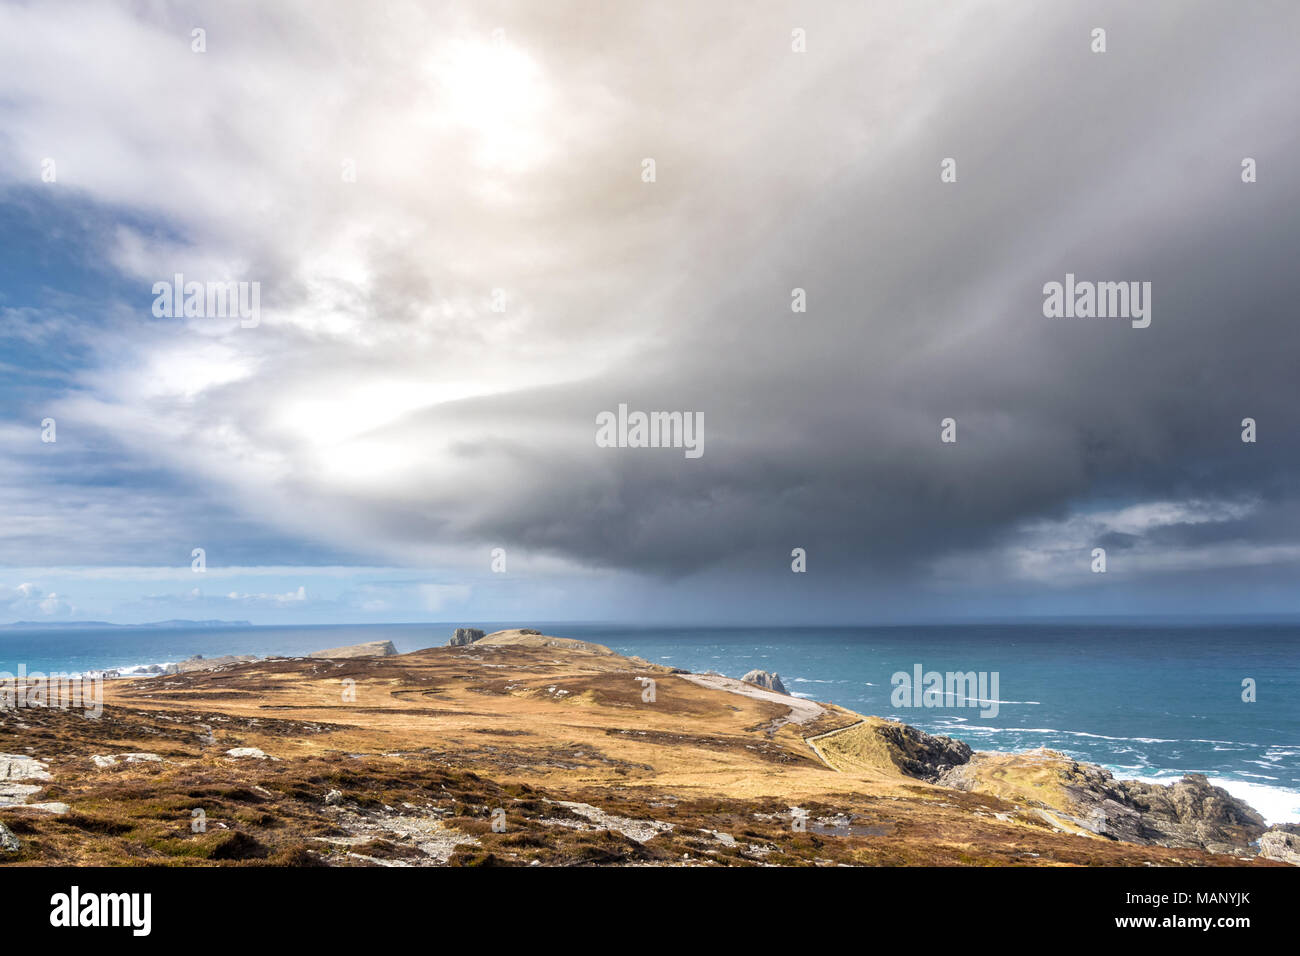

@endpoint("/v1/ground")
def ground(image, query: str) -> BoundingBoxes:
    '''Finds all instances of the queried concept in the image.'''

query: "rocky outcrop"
[1110,773,1267,853]
[91,753,162,768]
[1259,825,1300,865]
[873,721,973,780]
[476,630,618,655]
[0,821,19,853]
[808,718,972,778]
[1,754,49,809]
[308,640,397,659]
[175,654,259,673]
[740,669,789,696]
[225,747,274,760]
[939,750,1267,854]
[0,753,66,814]
[0,754,52,782]
[448,627,486,646]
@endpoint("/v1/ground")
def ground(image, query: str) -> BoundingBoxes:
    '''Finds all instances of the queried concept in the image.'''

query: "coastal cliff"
[0,630,1287,867]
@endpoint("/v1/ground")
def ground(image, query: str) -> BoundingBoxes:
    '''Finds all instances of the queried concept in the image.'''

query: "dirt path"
[802,719,867,769]
[678,673,827,725]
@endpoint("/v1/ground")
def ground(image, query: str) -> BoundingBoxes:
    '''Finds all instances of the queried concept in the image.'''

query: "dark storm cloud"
[2,0,1299,615]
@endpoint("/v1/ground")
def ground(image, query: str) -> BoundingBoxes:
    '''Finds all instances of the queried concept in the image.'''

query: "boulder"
[1259,825,1300,865]
[225,748,273,760]
[740,669,789,696]
[0,782,41,807]
[92,753,162,768]
[448,628,486,646]
[308,640,397,659]
[25,802,69,815]
[0,821,19,853]
[0,754,52,782]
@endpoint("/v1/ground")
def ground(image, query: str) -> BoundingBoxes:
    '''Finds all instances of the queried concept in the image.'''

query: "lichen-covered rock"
[1259,825,1300,865]
[448,628,486,646]
[0,754,52,781]
[25,802,69,815]
[740,669,789,696]
[225,747,273,760]
[92,753,162,768]
[0,822,20,852]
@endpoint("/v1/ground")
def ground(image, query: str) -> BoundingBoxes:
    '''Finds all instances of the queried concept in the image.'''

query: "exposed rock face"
[873,721,973,781]
[740,669,789,696]
[448,627,486,646]
[940,751,1267,854]
[1259,825,1300,865]
[0,821,19,853]
[0,753,64,814]
[308,640,397,659]
[0,754,52,782]
[175,654,259,673]
[1112,773,1267,853]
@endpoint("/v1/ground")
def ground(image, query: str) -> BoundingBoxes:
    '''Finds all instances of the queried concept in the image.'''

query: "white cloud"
[1,582,77,618]
[932,498,1272,586]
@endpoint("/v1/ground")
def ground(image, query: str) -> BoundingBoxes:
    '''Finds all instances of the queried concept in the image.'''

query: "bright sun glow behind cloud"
[422,37,552,173]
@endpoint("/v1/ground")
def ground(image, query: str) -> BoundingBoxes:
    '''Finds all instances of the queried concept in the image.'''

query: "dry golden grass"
[0,641,1276,867]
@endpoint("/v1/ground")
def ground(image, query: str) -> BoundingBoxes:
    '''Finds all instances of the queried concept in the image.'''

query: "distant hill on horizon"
[0,619,254,631]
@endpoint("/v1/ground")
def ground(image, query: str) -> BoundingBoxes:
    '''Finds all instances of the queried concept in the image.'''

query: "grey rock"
[0,782,43,807]
[740,669,789,696]
[175,654,259,673]
[943,756,1267,853]
[448,628,486,646]
[25,802,69,815]
[873,722,974,781]
[325,789,344,805]
[1100,772,1266,851]
[0,822,20,852]
[1259,825,1300,865]
[225,747,273,760]
[0,754,52,782]
[90,753,162,766]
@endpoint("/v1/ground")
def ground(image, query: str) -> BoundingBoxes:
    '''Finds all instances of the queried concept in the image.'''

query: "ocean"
[3,620,1296,824]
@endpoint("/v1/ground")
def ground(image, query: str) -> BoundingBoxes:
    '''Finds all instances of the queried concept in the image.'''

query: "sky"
[2,0,1299,625]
